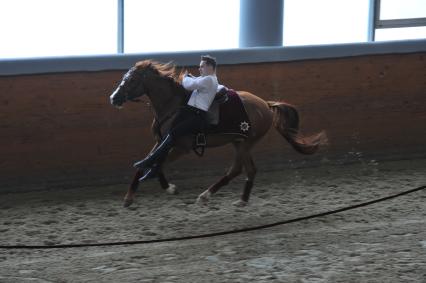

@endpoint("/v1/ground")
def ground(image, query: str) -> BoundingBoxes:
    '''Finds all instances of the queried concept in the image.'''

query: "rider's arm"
[217,84,228,92]
[182,75,214,92]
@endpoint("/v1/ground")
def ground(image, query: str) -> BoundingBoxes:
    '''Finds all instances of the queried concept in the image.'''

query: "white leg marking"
[232,199,248,207]
[196,190,211,204]
[166,183,178,195]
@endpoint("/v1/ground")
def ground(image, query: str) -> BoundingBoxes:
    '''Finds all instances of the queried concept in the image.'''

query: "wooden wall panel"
[1,52,425,191]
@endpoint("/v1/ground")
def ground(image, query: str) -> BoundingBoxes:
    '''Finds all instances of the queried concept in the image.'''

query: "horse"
[110,60,325,207]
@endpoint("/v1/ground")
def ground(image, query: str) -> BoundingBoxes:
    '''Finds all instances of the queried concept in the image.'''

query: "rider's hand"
[184,71,194,78]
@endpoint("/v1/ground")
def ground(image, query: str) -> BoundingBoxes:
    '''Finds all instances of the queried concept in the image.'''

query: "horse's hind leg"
[197,143,244,204]
[233,152,257,207]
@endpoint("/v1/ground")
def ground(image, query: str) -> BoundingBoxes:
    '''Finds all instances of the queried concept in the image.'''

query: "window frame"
[118,0,124,53]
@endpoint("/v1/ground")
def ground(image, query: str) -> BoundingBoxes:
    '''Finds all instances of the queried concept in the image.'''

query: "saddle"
[214,87,229,104]
[193,89,251,156]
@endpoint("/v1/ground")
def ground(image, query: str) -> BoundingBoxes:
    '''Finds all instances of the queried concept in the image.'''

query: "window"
[124,0,239,53]
[375,0,426,41]
[0,0,424,60]
[0,0,117,59]
[379,0,426,20]
[283,0,370,46]
[375,26,426,41]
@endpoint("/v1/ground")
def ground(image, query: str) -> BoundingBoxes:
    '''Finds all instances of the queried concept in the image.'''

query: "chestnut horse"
[110,60,325,207]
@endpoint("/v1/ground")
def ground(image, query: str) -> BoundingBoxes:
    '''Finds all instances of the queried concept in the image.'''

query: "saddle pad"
[206,90,251,138]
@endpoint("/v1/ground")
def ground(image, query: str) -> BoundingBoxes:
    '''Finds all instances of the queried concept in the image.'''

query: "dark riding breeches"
[135,105,208,180]
[168,106,208,139]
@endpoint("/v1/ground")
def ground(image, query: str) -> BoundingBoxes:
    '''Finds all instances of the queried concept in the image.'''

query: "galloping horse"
[110,60,325,207]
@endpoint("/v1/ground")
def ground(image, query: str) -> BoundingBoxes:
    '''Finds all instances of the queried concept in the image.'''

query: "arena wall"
[1,52,425,192]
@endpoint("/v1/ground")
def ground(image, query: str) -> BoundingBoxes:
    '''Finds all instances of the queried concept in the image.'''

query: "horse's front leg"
[124,142,159,207]
[158,146,188,195]
[123,169,144,207]
[123,167,178,207]
[124,146,186,207]
[157,170,178,195]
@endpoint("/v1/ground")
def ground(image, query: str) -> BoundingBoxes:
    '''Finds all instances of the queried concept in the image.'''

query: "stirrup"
[193,133,206,157]
[196,133,206,147]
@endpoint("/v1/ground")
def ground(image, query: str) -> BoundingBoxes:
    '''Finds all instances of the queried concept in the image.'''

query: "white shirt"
[182,74,218,111]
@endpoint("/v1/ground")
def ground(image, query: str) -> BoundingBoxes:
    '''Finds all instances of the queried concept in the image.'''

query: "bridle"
[118,67,186,139]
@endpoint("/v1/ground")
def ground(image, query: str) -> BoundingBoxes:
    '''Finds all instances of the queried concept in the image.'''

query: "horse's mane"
[135,60,184,85]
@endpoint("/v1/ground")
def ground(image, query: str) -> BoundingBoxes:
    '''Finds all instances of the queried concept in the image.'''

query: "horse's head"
[110,60,185,111]
[110,67,146,108]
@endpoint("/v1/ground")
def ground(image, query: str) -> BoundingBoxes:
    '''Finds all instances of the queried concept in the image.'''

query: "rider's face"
[199,60,214,76]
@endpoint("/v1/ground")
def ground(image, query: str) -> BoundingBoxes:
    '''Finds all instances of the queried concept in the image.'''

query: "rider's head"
[199,55,217,76]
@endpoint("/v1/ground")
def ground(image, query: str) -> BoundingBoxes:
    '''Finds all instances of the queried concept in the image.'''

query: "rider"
[134,55,219,181]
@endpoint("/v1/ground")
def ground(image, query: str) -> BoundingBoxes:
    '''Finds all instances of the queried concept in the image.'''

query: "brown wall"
[1,52,425,192]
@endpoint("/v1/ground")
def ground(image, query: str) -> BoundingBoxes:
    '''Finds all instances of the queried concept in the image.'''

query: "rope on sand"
[1,185,425,250]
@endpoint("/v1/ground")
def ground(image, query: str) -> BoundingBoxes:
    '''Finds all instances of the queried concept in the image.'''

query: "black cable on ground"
[0,185,424,250]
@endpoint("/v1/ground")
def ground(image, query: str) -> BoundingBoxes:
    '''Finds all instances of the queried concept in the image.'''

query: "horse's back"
[237,91,273,141]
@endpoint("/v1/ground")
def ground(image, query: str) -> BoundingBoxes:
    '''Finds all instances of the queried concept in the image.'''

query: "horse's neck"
[146,83,183,122]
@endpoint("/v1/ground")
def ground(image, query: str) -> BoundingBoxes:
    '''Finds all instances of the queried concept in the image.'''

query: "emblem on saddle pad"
[240,121,250,132]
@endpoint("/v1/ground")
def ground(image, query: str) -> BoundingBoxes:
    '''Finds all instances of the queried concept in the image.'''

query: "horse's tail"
[267,101,327,155]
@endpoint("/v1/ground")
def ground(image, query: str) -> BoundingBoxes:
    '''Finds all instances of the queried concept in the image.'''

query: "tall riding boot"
[138,162,162,181]
[138,137,173,181]
[133,134,174,170]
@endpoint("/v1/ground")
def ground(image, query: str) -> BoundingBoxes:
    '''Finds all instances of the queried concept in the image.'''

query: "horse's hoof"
[123,198,134,208]
[232,199,248,207]
[196,191,211,205]
[166,184,178,195]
